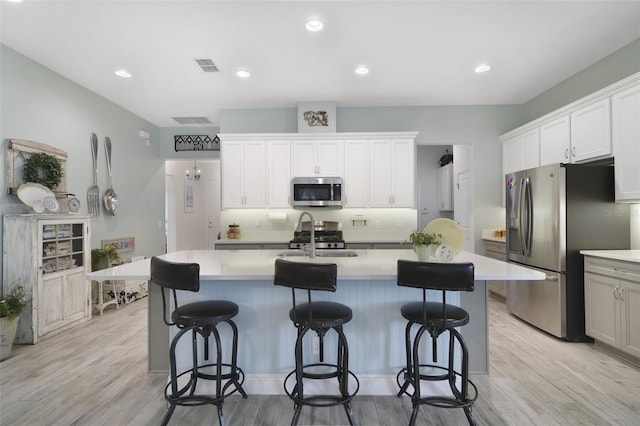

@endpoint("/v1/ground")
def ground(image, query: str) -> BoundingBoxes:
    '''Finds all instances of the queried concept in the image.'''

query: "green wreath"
[23,153,63,190]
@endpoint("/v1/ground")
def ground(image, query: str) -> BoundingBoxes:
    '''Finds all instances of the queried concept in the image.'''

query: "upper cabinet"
[570,99,612,163]
[266,140,291,208]
[540,116,571,166]
[503,128,540,174]
[612,83,640,202]
[369,139,415,208]
[221,140,267,209]
[502,73,639,192]
[292,139,344,177]
[218,132,418,210]
[343,140,369,207]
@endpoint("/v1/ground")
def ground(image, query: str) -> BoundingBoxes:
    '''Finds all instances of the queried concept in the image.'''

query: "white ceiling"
[2,0,639,128]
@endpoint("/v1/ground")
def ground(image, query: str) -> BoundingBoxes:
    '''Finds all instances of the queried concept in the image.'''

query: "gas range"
[288,220,346,249]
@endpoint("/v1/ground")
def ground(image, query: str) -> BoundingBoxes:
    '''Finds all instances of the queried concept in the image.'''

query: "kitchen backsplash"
[220,208,418,242]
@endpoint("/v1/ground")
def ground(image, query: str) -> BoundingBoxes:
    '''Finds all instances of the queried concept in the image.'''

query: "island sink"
[277,249,358,258]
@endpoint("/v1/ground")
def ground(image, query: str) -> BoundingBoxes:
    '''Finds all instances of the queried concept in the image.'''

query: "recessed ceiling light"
[236,69,251,78]
[355,66,370,76]
[115,69,131,78]
[305,19,323,32]
[474,64,491,73]
[7,0,24,3]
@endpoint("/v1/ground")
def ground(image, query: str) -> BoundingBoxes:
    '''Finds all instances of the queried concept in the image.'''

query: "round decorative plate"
[424,218,464,255]
[68,197,81,213]
[16,182,54,208]
[43,196,59,213]
[435,244,456,262]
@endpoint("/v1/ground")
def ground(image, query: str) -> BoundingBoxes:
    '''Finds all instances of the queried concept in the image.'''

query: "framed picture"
[297,101,336,133]
[101,237,135,254]
[185,182,194,213]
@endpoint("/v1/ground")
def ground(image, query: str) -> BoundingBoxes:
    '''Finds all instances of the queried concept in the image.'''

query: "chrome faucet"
[296,211,316,258]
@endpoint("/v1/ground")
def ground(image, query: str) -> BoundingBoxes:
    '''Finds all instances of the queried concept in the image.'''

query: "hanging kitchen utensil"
[87,133,99,216]
[103,136,118,216]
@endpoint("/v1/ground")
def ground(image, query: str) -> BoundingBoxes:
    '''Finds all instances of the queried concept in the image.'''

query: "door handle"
[545,275,558,281]
[614,287,620,300]
[619,287,625,301]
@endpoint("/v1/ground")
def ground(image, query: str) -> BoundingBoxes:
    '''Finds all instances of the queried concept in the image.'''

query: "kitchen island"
[87,249,544,395]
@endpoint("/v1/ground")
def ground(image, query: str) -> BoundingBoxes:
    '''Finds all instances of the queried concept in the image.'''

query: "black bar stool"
[150,257,247,426]
[396,259,478,426]
[274,258,359,426]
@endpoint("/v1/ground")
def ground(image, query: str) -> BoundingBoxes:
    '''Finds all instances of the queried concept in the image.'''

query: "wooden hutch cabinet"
[3,214,91,344]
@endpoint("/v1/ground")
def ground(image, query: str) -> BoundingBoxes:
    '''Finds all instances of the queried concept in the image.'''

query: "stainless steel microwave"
[291,177,343,207]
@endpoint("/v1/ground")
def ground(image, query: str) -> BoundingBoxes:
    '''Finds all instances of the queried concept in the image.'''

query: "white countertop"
[580,250,640,263]
[87,249,545,282]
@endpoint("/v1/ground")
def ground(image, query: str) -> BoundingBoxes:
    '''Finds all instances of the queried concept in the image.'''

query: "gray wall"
[523,38,640,123]
[1,45,166,285]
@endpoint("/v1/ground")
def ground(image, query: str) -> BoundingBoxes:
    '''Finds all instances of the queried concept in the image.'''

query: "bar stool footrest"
[283,364,360,408]
[165,362,246,406]
[396,364,478,410]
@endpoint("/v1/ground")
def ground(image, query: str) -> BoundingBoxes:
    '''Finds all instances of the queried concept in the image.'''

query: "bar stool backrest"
[274,259,338,324]
[397,260,474,292]
[150,256,200,327]
[274,259,337,291]
[397,259,474,328]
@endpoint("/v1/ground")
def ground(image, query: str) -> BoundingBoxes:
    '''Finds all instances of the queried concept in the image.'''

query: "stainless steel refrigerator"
[505,163,630,341]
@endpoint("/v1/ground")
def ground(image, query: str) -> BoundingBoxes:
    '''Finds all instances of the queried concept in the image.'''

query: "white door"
[206,163,221,249]
[165,173,176,253]
[454,144,474,252]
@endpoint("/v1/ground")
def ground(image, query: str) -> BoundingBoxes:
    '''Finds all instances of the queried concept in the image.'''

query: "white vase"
[0,316,20,361]
[413,244,433,262]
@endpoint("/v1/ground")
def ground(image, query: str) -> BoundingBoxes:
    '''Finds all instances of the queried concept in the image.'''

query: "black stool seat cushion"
[401,301,469,329]
[172,300,239,327]
[290,301,352,329]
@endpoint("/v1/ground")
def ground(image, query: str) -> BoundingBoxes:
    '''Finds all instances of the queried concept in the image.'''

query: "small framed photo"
[101,237,135,254]
[185,182,194,213]
[297,101,336,133]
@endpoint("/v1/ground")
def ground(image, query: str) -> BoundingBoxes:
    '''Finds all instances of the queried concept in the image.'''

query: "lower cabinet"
[483,239,507,298]
[584,256,640,359]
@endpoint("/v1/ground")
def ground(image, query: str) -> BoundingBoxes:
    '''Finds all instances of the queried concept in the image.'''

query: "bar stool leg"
[397,321,415,397]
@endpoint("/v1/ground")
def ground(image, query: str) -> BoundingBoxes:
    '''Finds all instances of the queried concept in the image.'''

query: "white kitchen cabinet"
[584,256,640,359]
[343,140,369,207]
[502,128,540,174]
[221,140,266,209]
[570,99,612,163]
[483,239,507,298]
[369,139,415,207]
[291,139,343,177]
[266,140,291,207]
[437,163,453,211]
[3,215,91,344]
[539,115,571,166]
[612,83,640,202]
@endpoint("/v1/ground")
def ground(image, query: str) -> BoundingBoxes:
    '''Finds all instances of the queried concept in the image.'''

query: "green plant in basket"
[91,247,120,271]
[0,285,26,320]
[409,231,442,246]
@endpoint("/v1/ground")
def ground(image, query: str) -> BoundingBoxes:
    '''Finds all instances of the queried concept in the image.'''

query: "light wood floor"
[1,295,639,425]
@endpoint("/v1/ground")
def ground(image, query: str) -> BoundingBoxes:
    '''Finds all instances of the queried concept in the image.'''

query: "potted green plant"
[409,231,442,261]
[91,247,120,271]
[1,284,27,361]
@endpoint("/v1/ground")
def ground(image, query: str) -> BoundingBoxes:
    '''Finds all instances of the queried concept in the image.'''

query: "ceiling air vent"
[172,117,213,124]
[195,58,220,73]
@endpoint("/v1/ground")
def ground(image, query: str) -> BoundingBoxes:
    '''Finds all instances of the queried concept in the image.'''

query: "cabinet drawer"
[483,240,506,260]
[584,256,640,282]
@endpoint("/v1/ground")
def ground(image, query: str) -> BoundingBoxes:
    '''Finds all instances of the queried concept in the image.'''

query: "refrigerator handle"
[526,176,534,256]
[518,177,528,256]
